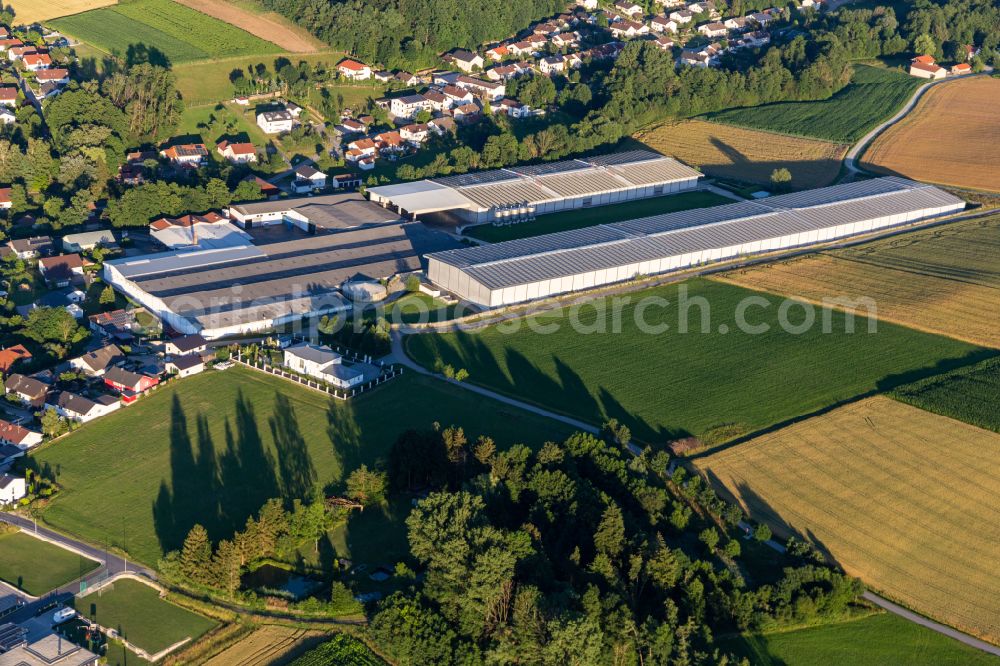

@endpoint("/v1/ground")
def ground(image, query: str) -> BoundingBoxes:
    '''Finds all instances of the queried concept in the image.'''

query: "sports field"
[173,0,323,52]
[202,626,324,666]
[862,76,1000,192]
[695,396,1000,645]
[74,579,217,654]
[720,613,1000,665]
[635,120,847,189]
[405,278,981,444]
[465,190,733,242]
[0,531,98,596]
[32,367,571,566]
[715,214,1000,348]
[891,356,1000,433]
[704,65,923,143]
[51,0,281,65]
[8,0,115,23]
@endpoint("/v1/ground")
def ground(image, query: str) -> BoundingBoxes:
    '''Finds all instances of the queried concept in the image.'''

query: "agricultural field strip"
[698,399,1000,638]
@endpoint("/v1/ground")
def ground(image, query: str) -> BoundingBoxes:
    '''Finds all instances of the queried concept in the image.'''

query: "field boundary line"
[863,591,1000,656]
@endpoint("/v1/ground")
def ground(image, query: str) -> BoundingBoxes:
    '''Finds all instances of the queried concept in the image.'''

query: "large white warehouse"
[367,150,703,223]
[426,177,964,307]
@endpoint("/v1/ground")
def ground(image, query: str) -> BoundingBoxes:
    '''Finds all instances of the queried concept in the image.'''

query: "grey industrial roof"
[229,192,396,223]
[427,178,964,290]
[286,341,339,365]
[323,363,364,381]
[368,150,702,214]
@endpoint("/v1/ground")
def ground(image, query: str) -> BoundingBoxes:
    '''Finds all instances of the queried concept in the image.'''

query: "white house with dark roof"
[0,474,25,505]
[446,49,484,72]
[257,110,294,134]
[390,94,432,119]
[46,391,120,423]
[282,342,364,389]
[292,165,327,193]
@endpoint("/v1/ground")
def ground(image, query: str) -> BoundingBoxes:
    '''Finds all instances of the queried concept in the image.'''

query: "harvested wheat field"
[203,626,323,666]
[863,77,1000,192]
[635,120,847,189]
[10,0,116,23]
[695,396,1000,645]
[173,0,323,52]
[716,214,1000,348]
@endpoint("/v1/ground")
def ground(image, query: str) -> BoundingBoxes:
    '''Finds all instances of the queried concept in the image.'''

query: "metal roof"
[428,178,964,290]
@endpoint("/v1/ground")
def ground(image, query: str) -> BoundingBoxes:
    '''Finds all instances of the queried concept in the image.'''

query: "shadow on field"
[152,390,318,553]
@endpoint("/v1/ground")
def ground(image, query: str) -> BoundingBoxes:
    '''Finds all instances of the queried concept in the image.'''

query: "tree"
[594,504,625,559]
[754,523,772,542]
[913,33,937,57]
[699,527,720,552]
[21,307,88,347]
[38,408,68,438]
[770,167,792,190]
[345,464,388,506]
[212,539,242,596]
[180,524,212,584]
[99,285,116,306]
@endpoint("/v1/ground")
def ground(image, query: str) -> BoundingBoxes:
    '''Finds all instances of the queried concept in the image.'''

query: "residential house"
[651,16,678,32]
[332,173,362,189]
[256,110,294,134]
[394,71,419,86]
[103,366,159,403]
[390,94,432,119]
[429,117,457,135]
[23,53,51,70]
[669,9,694,23]
[70,344,124,377]
[35,68,70,85]
[446,49,484,72]
[8,236,53,259]
[37,254,85,288]
[216,140,257,163]
[165,334,208,357]
[149,211,235,249]
[909,54,946,79]
[422,90,449,111]
[0,187,9,210]
[697,21,728,37]
[0,345,30,376]
[165,354,206,378]
[507,41,537,57]
[0,87,16,106]
[551,31,581,48]
[615,0,644,16]
[748,11,773,26]
[611,20,649,38]
[442,85,474,106]
[4,373,48,407]
[400,123,431,145]
[374,131,405,154]
[292,165,327,193]
[0,39,23,53]
[0,443,23,467]
[160,143,208,167]
[242,174,280,198]
[431,70,461,86]
[374,70,392,83]
[338,118,367,134]
[455,75,505,101]
[951,62,972,75]
[453,103,482,123]
[653,35,676,50]
[61,230,117,253]
[577,0,599,9]
[737,30,770,47]
[964,44,980,61]
[495,98,538,118]
[338,59,372,80]
[282,342,364,389]
[486,64,523,81]
[681,48,711,67]
[89,309,139,340]
[0,420,42,449]
[724,16,748,30]
[0,634,99,666]
[0,475,24,505]
[485,45,509,61]
[346,138,378,161]
[7,46,36,61]
[688,1,716,13]
[48,390,120,422]
[539,55,568,75]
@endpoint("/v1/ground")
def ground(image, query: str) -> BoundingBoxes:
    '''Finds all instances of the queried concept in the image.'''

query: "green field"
[32,367,572,566]
[382,292,460,324]
[704,65,923,143]
[0,531,99,596]
[720,613,1000,665]
[405,278,982,443]
[465,191,733,242]
[891,356,1000,433]
[52,0,280,65]
[74,579,217,654]
[288,633,385,666]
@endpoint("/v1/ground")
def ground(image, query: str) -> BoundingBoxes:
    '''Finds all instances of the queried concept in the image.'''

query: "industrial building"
[425,177,964,307]
[227,192,399,232]
[367,150,702,223]
[105,222,459,339]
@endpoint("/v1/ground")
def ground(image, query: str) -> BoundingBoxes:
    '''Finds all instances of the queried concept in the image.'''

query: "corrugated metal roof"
[428,178,964,290]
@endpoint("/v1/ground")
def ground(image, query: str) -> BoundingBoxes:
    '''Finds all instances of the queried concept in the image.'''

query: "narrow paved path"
[862,592,1000,656]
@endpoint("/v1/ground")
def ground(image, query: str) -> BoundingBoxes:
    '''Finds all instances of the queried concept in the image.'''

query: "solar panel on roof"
[510,160,591,177]
[431,169,519,188]
[583,150,663,166]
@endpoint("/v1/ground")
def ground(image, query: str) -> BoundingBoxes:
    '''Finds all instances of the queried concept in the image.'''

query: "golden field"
[715,214,1000,348]
[10,0,116,23]
[695,396,1000,645]
[202,625,323,666]
[172,0,323,52]
[635,119,848,189]
[862,77,1000,192]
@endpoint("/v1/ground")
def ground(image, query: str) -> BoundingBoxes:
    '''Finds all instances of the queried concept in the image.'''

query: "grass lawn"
[383,292,460,324]
[405,278,983,444]
[0,531,99,596]
[52,0,280,65]
[719,613,1000,665]
[695,396,1000,644]
[32,367,572,567]
[73,579,217,655]
[464,191,734,242]
[703,65,923,143]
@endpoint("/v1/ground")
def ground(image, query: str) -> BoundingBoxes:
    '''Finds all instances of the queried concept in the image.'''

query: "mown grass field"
[466,190,733,242]
[891,356,1000,433]
[715,214,1000,348]
[32,367,572,566]
[635,120,847,189]
[9,0,115,23]
[720,613,1000,665]
[74,579,217,654]
[52,0,280,65]
[0,531,98,596]
[405,278,982,444]
[704,65,923,143]
[202,625,324,666]
[863,76,1000,192]
[695,396,1000,645]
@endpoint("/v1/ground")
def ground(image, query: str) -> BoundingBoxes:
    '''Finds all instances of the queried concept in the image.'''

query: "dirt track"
[173,0,323,52]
